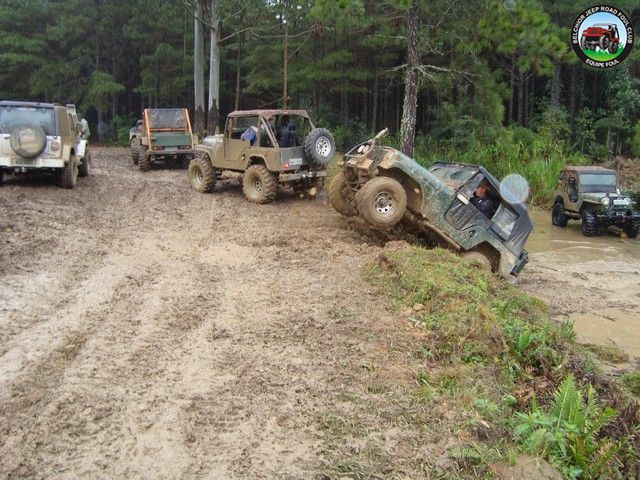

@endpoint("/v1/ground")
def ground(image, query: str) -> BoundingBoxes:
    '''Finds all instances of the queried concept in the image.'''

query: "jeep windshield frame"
[578,172,617,193]
[0,105,57,136]
[145,108,190,132]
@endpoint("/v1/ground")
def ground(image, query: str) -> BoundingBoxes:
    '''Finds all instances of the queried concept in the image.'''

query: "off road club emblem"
[572,5,634,68]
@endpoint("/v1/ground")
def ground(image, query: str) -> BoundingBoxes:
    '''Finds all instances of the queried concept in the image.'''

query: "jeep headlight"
[601,196,610,206]
[621,197,631,206]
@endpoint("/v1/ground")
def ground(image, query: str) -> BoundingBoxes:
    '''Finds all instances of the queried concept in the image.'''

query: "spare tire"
[10,125,47,159]
[304,128,335,167]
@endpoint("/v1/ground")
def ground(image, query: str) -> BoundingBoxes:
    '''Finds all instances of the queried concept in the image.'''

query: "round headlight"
[622,197,632,206]
[601,196,610,206]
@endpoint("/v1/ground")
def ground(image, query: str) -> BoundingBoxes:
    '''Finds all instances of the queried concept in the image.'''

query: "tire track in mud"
[0,148,392,479]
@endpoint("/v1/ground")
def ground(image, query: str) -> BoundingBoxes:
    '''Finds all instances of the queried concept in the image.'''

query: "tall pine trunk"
[193,0,206,135]
[207,0,220,135]
[400,0,419,157]
[550,61,561,108]
[282,22,289,109]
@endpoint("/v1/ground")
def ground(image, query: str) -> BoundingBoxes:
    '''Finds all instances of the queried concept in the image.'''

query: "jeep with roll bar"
[187,109,335,203]
[0,100,91,189]
[580,23,620,54]
[329,129,533,277]
[130,108,195,171]
[551,166,639,238]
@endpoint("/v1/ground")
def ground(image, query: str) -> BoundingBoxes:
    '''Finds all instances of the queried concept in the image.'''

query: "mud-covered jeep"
[330,130,533,277]
[0,100,91,188]
[187,109,335,203]
[131,108,195,171]
[552,166,639,238]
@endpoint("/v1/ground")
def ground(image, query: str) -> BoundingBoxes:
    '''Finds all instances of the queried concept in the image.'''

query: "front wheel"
[188,155,216,193]
[599,36,609,50]
[581,209,599,236]
[551,201,567,227]
[242,165,277,204]
[328,172,357,217]
[355,176,407,229]
[131,139,139,165]
[461,251,492,272]
[608,42,619,54]
[78,150,91,177]
[624,221,639,239]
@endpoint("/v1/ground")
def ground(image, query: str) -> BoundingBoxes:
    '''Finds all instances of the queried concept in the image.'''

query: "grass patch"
[583,48,623,62]
[621,371,640,396]
[584,343,629,364]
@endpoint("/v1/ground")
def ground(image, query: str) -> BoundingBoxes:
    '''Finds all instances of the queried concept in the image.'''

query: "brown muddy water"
[522,208,640,358]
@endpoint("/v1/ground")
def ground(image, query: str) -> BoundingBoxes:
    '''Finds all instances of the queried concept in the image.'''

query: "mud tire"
[243,165,277,204]
[624,221,639,239]
[188,155,216,193]
[462,251,492,272]
[608,42,619,54]
[356,176,407,229]
[599,36,609,50]
[328,172,356,217]
[581,209,598,237]
[580,37,587,50]
[78,150,91,177]
[304,128,335,168]
[138,145,151,172]
[131,139,139,165]
[58,155,78,189]
[551,200,567,227]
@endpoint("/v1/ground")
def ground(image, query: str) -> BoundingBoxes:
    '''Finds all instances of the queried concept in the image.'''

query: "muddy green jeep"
[131,108,195,171]
[187,109,335,203]
[0,100,91,188]
[551,166,640,237]
[330,130,533,277]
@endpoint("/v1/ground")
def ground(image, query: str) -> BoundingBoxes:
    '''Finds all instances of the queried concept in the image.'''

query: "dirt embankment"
[0,148,638,478]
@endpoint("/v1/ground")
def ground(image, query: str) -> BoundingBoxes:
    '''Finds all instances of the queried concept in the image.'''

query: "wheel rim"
[374,191,394,216]
[315,137,331,157]
[253,177,262,193]
[194,167,203,184]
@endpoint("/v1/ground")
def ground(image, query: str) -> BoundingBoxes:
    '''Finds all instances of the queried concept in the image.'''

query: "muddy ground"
[0,148,638,478]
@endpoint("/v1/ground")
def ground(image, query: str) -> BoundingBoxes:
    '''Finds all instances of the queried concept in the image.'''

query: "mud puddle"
[522,208,640,359]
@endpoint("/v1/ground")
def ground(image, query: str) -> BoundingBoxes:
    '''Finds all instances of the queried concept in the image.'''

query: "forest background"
[1,0,639,203]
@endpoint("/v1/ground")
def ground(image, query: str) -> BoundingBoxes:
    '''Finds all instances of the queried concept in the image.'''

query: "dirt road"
[1,148,638,478]
[0,148,401,478]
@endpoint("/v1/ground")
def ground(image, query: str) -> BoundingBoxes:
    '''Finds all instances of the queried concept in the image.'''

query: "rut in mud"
[0,148,398,478]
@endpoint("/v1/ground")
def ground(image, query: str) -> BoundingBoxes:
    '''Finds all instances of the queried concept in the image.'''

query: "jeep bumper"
[278,170,327,182]
[0,155,65,170]
[146,148,194,157]
[511,250,528,276]
[594,210,640,226]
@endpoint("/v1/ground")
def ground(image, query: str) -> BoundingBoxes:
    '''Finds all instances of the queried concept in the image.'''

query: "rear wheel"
[462,251,492,272]
[356,176,407,229]
[78,150,91,177]
[608,42,619,54]
[131,139,139,165]
[58,155,78,189]
[188,155,216,193]
[581,209,598,237]
[138,145,151,172]
[242,165,277,204]
[551,200,567,227]
[328,172,357,216]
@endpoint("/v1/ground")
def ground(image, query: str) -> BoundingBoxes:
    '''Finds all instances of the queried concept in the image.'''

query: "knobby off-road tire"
[551,200,568,227]
[328,172,356,216]
[599,36,609,50]
[304,128,335,168]
[58,155,78,189]
[461,251,493,273]
[356,176,407,230]
[580,37,587,50]
[242,165,277,204]
[608,42,619,54]
[624,221,639,239]
[131,139,139,165]
[581,209,598,237]
[78,149,91,177]
[138,145,152,172]
[188,155,216,193]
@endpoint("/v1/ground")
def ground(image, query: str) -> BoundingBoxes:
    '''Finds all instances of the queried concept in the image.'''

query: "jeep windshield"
[579,173,617,193]
[146,109,189,131]
[429,163,478,189]
[0,105,56,136]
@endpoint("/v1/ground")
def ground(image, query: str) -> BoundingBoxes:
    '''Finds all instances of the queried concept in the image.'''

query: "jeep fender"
[245,155,266,169]
[74,139,87,159]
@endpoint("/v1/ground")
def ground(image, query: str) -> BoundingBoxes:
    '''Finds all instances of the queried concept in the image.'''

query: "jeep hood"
[580,192,626,203]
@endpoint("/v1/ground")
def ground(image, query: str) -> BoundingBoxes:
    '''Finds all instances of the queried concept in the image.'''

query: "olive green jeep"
[552,166,639,237]
[330,130,533,277]
[187,109,335,203]
[131,108,195,171]
[0,100,91,188]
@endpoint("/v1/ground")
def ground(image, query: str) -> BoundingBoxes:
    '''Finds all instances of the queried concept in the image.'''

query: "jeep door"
[224,116,258,169]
